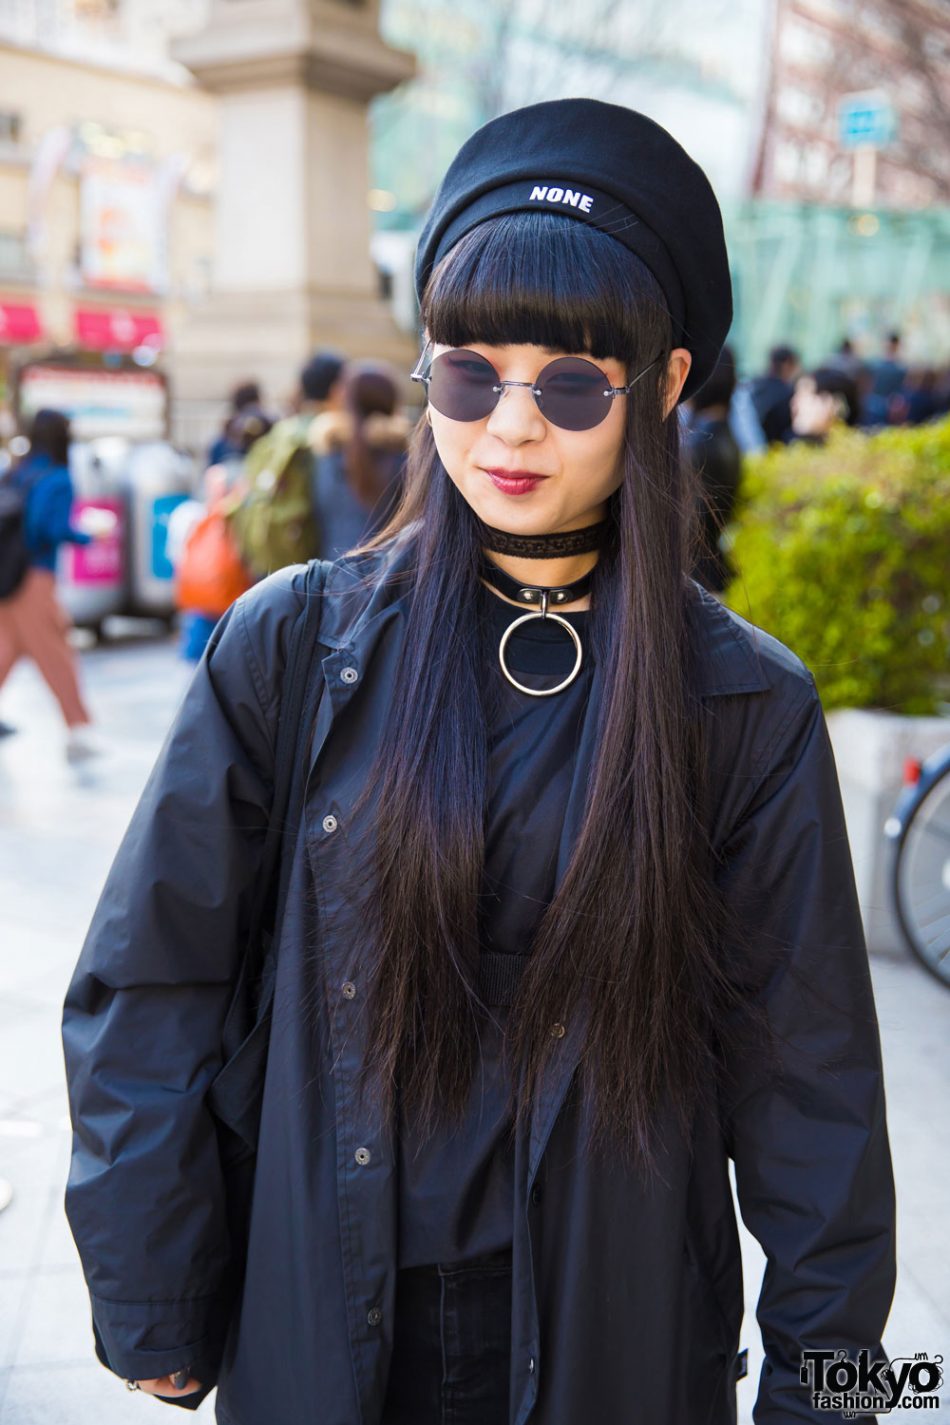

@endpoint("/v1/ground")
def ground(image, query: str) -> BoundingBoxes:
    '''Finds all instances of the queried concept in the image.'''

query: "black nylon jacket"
[62,521,896,1425]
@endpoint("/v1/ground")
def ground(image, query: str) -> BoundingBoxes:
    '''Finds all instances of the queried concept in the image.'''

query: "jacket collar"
[686,582,773,696]
[314,522,771,698]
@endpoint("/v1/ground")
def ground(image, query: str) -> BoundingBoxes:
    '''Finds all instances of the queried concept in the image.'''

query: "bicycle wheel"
[892,763,950,988]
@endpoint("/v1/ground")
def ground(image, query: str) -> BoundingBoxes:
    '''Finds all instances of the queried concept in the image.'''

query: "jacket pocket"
[207,940,279,1154]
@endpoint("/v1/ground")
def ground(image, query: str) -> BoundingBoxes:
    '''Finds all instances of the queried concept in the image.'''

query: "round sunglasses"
[410,343,662,432]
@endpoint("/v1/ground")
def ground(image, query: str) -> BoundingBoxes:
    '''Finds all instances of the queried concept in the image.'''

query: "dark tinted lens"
[536,357,612,431]
[427,349,500,422]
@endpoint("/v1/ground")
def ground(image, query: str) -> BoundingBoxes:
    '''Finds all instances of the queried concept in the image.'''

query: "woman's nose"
[485,384,547,443]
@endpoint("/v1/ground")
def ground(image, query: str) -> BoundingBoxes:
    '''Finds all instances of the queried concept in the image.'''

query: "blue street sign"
[838,92,897,149]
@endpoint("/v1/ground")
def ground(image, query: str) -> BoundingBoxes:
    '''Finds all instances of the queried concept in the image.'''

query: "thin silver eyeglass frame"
[409,342,662,426]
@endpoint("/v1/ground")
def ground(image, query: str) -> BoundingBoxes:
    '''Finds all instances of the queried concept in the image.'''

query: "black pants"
[380,1247,513,1425]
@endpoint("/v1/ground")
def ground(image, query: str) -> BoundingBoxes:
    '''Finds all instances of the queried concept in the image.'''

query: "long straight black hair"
[339,210,770,1183]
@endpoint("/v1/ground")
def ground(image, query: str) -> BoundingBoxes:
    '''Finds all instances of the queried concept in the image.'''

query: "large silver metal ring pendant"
[498,612,583,697]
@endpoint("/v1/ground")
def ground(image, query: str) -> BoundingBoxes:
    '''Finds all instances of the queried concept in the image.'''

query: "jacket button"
[355,1146,372,1166]
[549,1022,566,1038]
[527,1356,536,1374]
[341,666,359,684]
[322,814,338,834]
[531,1184,543,1205]
[342,981,357,999]
[367,1306,382,1326]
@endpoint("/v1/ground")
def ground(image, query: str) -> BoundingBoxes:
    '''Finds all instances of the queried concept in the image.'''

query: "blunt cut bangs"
[421,210,673,369]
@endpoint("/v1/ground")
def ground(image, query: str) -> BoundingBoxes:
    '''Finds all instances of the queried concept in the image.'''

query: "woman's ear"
[663,349,693,417]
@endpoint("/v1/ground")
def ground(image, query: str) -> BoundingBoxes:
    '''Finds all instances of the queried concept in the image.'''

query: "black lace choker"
[476,517,608,558]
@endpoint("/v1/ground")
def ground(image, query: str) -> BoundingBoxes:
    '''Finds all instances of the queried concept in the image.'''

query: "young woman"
[308,359,410,561]
[63,100,896,1425]
[0,407,103,760]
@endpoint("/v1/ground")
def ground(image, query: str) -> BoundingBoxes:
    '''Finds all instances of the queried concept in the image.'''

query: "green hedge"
[722,416,950,714]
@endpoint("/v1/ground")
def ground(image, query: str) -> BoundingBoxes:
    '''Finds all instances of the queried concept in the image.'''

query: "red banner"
[0,301,43,345]
[75,307,163,352]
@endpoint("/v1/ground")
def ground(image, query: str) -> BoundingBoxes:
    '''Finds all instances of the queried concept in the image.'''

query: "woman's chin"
[462,479,558,528]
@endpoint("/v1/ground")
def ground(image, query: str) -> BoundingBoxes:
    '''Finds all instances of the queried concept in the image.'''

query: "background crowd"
[2,325,947,758]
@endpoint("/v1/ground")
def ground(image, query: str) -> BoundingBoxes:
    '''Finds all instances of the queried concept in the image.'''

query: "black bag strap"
[245,556,329,980]
[215,558,329,1082]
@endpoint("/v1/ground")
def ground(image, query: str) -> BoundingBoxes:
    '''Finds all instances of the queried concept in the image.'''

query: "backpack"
[227,415,322,578]
[0,470,34,601]
[175,502,254,618]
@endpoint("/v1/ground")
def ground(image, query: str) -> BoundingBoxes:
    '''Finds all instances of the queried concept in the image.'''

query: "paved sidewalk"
[0,638,947,1424]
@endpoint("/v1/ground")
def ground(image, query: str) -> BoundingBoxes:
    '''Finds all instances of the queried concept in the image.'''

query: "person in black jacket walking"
[747,344,800,444]
[63,99,895,1425]
[684,345,743,595]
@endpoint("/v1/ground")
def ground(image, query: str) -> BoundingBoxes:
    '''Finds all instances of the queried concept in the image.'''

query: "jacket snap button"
[322,814,338,834]
[341,666,359,684]
[531,1184,543,1205]
[355,1146,371,1166]
[342,981,357,999]
[527,1356,536,1374]
[367,1306,382,1326]
[549,1022,566,1038]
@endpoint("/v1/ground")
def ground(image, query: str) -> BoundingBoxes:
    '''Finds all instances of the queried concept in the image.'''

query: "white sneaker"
[0,1178,12,1213]
[65,725,106,764]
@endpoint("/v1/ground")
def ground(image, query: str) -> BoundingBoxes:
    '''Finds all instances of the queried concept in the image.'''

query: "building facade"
[0,0,417,450]
[0,24,217,435]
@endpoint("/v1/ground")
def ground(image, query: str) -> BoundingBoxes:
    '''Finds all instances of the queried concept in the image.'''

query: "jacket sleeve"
[61,577,296,1386]
[28,469,92,549]
[714,677,896,1423]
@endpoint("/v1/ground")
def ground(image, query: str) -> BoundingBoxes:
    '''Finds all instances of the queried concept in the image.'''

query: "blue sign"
[839,92,897,149]
[151,493,189,580]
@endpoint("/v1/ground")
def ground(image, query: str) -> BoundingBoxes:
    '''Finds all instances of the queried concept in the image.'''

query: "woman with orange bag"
[170,409,270,661]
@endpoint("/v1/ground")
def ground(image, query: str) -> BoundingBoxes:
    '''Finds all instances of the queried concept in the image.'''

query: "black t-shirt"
[396,578,594,1268]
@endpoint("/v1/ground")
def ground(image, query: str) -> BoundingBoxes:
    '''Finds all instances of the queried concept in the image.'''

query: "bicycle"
[884,742,950,989]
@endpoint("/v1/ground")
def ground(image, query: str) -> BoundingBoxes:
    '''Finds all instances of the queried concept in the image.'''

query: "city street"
[0,635,947,1424]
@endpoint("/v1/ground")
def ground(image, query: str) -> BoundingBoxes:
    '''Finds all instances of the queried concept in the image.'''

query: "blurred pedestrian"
[790,365,860,443]
[294,349,346,417]
[225,404,273,464]
[684,346,742,594]
[823,336,864,382]
[872,331,907,397]
[172,407,273,662]
[889,367,939,426]
[308,360,409,560]
[931,364,950,418]
[207,381,265,468]
[747,343,800,444]
[726,376,766,455]
[864,332,907,425]
[0,409,108,762]
[229,351,346,578]
[64,98,894,1424]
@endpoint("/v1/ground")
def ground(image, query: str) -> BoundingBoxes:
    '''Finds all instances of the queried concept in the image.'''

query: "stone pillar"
[170,0,417,448]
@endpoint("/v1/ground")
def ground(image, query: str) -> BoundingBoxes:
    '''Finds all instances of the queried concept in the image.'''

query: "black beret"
[414,97,733,403]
